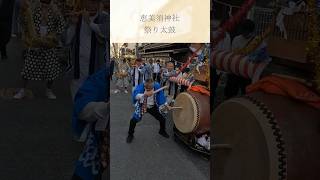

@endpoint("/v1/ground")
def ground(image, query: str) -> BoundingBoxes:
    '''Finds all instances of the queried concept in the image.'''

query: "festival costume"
[20,5,64,81]
[143,63,153,80]
[72,67,109,180]
[128,82,167,136]
[161,69,178,102]
[130,65,145,90]
[224,34,255,99]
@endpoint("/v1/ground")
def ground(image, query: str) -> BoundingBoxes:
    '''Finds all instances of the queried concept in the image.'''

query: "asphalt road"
[0,37,82,180]
[110,83,210,180]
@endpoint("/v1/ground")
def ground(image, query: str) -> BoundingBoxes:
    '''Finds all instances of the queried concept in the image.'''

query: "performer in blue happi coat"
[71,65,109,180]
[126,79,170,143]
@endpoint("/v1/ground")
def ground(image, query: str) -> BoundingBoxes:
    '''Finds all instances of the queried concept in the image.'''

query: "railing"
[252,7,310,41]
[252,7,274,35]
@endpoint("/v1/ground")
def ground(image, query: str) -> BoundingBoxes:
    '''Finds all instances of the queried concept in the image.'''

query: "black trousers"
[128,106,166,135]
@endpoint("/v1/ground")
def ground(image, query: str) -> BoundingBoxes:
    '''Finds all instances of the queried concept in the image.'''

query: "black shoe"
[159,130,169,138]
[126,134,134,143]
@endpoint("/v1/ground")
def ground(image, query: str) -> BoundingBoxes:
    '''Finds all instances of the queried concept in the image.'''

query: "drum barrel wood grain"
[212,91,320,180]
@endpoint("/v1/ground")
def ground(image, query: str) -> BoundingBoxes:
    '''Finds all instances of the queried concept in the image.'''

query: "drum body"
[213,92,320,180]
[173,91,210,134]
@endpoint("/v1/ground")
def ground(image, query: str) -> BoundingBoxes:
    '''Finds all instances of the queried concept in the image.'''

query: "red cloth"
[246,75,320,110]
[189,85,210,96]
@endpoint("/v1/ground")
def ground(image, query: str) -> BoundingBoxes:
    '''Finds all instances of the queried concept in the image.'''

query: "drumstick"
[141,86,168,100]
[170,106,183,109]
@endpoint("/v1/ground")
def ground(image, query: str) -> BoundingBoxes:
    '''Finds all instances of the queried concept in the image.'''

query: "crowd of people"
[111,43,210,145]
[112,57,190,102]
[1,0,110,179]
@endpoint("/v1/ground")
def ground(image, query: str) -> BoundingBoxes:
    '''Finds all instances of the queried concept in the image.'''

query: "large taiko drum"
[173,91,210,134]
[212,91,320,180]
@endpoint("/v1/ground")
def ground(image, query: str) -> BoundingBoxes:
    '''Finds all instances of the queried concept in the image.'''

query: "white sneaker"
[114,89,120,94]
[46,89,57,99]
[13,89,25,99]
[124,90,128,94]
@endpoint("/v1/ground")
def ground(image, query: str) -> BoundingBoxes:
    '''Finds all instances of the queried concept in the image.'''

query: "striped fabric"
[169,77,193,87]
[211,50,269,82]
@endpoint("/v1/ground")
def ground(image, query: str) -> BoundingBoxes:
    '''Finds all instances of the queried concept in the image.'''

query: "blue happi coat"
[72,66,109,180]
[132,82,166,121]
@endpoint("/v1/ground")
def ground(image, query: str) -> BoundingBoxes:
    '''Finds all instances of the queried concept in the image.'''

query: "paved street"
[0,38,82,180]
[110,84,210,180]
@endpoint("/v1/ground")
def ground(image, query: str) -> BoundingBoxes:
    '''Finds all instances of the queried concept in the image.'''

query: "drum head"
[213,97,281,180]
[173,92,198,133]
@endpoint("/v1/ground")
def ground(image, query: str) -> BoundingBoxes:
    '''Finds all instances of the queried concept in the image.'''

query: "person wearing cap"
[126,79,170,143]
[71,65,109,180]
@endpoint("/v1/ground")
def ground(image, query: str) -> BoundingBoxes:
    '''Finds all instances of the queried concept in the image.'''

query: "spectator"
[14,0,65,99]
[152,59,161,83]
